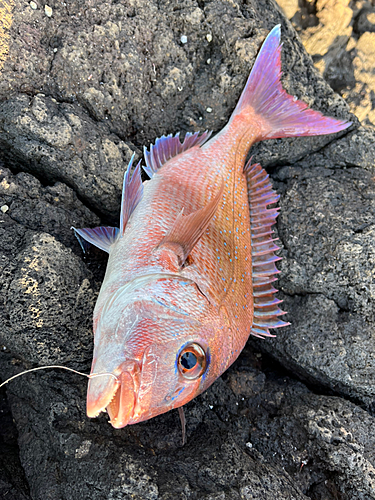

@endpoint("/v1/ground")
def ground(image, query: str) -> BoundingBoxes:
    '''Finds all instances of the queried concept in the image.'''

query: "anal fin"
[72,154,143,253]
[120,154,143,235]
[143,131,212,178]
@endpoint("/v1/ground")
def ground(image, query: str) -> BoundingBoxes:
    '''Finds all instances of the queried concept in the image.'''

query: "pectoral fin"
[158,179,224,265]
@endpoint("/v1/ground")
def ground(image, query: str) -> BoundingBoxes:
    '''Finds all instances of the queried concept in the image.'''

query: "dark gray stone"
[0,96,136,220]
[254,126,375,409]
[3,346,375,499]
[3,351,312,500]
[355,7,375,35]
[0,166,100,364]
[0,389,30,500]
[0,0,353,218]
[242,367,375,500]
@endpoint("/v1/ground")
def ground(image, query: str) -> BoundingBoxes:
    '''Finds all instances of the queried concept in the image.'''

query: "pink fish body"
[73,26,350,429]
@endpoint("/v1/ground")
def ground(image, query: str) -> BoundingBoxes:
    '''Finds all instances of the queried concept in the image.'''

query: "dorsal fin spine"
[252,255,282,266]
[253,286,278,298]
[247,161,290,338]
[255,297,283,308]
[252,237,279,248]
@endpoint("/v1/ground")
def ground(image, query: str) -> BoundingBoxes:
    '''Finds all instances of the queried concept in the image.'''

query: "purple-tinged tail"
[231,25,351,140]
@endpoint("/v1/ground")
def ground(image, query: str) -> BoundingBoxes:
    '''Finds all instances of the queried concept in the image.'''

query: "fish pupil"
[180,351,197,370]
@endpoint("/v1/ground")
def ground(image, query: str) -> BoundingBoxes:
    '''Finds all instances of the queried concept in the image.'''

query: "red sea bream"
[73,26,350,429]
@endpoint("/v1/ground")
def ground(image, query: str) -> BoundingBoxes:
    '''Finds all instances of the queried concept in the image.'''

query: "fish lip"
[86,369,136,427]
[86,374,120,418]
[106,370,136,428]
[106,382,124,428]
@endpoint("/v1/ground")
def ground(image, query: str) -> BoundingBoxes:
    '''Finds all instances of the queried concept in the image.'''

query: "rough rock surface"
[0,0,374,499]
[0,94,137,219]
[276,0,375,128]
[252,126,375,409]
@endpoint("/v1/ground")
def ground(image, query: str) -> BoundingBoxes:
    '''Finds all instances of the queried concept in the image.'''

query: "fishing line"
[178,406,186,446]
[0,365,119,389]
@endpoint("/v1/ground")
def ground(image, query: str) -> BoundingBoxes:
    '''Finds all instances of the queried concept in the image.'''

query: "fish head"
[86,275,231,428]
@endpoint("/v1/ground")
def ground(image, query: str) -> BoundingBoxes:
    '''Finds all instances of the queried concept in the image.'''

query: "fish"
[72,25,351,430]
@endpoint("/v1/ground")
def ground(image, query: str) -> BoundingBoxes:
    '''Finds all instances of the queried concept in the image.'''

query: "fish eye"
[178,343,206,380]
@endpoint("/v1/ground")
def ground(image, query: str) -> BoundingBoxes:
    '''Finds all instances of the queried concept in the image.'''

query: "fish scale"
[156,144,254,343]
[72,25,351,430]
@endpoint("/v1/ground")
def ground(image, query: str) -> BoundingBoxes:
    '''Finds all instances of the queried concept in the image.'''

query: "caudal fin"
[231,25,351,140]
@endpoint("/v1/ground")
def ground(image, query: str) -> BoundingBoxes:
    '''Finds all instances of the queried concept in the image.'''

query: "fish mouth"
[87,370,136,428]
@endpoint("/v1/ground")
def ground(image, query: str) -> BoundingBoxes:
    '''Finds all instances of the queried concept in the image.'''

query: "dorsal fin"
[157,178,224,266]
[245,161,290,338]
[143,131,212,178]
[120,154,144,235]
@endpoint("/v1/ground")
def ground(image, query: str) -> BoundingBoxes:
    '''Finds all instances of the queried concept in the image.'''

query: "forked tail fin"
[231,25,351,140]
